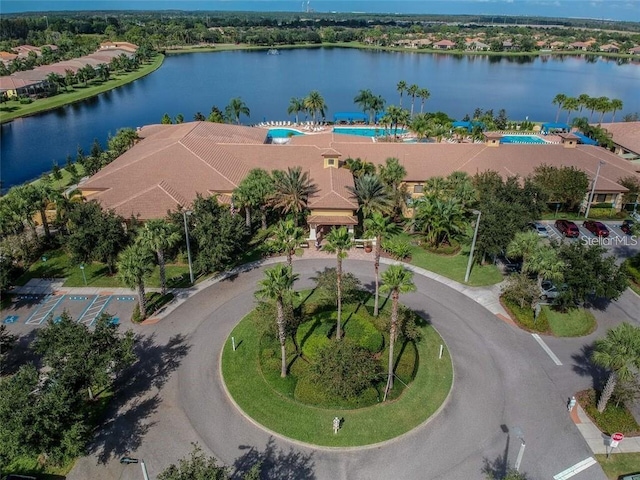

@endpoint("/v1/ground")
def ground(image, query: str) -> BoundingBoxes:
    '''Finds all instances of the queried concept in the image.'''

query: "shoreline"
[0,54,165,125]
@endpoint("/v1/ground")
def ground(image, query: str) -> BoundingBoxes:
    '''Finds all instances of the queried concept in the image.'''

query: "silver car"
[529,222,549,237]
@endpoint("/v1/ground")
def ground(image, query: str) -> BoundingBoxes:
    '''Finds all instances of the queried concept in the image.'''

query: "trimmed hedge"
[577,389,640,436]
[501,297,550,333]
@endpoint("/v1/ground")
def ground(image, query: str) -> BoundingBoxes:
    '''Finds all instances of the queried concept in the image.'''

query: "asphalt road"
[65,259,634,480]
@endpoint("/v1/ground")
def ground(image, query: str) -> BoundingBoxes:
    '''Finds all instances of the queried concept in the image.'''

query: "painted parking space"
[101,296,138,325]
[25,295,65,325]
[49,295,98,324]
[78,295,113,326]
[3,315,19,324]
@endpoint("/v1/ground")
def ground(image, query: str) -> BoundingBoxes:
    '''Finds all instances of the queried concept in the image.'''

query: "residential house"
[433,40,456,50]
[600,44,620,53]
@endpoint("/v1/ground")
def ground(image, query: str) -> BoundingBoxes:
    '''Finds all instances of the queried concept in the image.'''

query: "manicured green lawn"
[596,453,640,480]
[222,299,453,446]
[544,306,597,337]
[402,235,503,286]
[577,389,640,437]
[0,55,164,124]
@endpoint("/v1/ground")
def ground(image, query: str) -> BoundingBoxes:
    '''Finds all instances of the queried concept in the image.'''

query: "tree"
[530,164,588,212]
[610,98,623,122]
[618,175,640,208]
[396,80,407,107]
[158,444,260,480]
[412,196,467,248]
[193,111,206,121]
[255,264,298,378]
[313,267,362,307]
[0,324,16,373]
[501,272,539,309]
[506,231,541,269]
[268,219,305,268]
[353,89,374,122]
[592,323,640,412]
[161,113,173,124]
[345,157,376,179]
[407,84,419,117]
[563,96,579,123]
[303,90,327,125]
[552,93,567,123]
[118,243,155,319]
[322,226,353,340]
[526,245,564,291]
[347,173,393,219]
[208,106,224,123]
[287,96,305,124]
[418,87,430,114]
[380,264,416,400]
[595,96,611,124]
[233,168,275,232]
[378,157,407,217]
[271,166,317,226]
[364,212,400,316]
[137,219,181,295]
[225,97,250,124]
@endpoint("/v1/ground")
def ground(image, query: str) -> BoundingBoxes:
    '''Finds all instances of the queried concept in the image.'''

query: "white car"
[529,222,548,237]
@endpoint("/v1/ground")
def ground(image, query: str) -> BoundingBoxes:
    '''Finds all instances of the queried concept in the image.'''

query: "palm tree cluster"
[396,80,430,117]
[353,89,386,125]
[552,93,623,124]
[286,90,327,125]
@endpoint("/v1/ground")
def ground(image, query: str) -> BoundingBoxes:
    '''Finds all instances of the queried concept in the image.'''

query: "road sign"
[610,432,624,448]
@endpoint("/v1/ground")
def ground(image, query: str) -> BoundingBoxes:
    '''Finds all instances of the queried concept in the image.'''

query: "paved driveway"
[67,259,611,480]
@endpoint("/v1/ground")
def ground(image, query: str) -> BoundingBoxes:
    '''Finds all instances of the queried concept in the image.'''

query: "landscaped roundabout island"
[221,266,453,447]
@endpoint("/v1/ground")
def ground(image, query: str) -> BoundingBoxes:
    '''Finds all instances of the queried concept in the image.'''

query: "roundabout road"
[69,259,607,480]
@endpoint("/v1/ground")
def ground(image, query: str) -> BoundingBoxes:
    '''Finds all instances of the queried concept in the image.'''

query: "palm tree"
[507,230,541,269]
[412,196,466,248]
[609,99,623,122]
[364,212,400,317]
[322,226,353,340]
[287,97,305,124]
[271,167,317,226]
[396,80,407,107]
[407,84,419,117]
[595,96,611,124]
[235,168,274,231]
[563,97,579,123]
[592,323,640,412]
[418,88,430,114]
[118,244,155,319]
[370,94,386,125]
[552,93,567,123]
[137,219,181,296]
[378,157,407,216]
[381,264,416,400]
[347,173,393,219]
[303,90,327,126]
[232,187,253,230]
[526,246,564,290]
[225,97,250,124]
[354,89,374,123]
[255,264,299,378]
[586,96,599,122]
[269,219,305,268]
[577,93,591,115]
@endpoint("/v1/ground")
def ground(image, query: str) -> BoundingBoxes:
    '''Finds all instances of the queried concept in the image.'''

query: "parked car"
[583,220,609,237]
[555,219,580,238]
[631,211,640,222]
[620,474,640,480]
[540,280,564,300]
[528,222,548,237]
[621,219,636,235]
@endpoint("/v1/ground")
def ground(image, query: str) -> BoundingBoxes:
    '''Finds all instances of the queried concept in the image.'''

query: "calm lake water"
[2,48,639,189]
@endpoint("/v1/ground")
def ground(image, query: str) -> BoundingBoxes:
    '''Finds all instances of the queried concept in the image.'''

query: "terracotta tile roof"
[0,76,39,91]
[307,215,358,225]
[598,122,640,155]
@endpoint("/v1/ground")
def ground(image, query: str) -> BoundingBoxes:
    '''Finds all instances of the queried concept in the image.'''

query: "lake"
[2,48,639,189]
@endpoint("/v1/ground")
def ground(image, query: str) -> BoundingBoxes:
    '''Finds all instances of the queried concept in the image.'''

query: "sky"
[1,0,639,22]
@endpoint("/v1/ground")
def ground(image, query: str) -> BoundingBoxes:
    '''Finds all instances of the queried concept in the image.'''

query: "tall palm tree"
[596,96,611,124]
[137,219,181,295]
[592,323,640,412]
[418,87,430,114]
[231,187,253,230]
[577,93,591,115]
[364,212,400,317]
[118,244,155,319]
[225,97,250,124]
[378,157,407,216]
[552,93,567,123]
[322,227,353,340]
[396,80,407,107]
[347,173,393,219]
[506,230,541,269]
[381,264,416,400]
[287,97,305,124]
[354,89,374,122]
[525,246,564,290]
[268,219,305,268]
[586,96,599,122]
[609,99,623,122]
[271,167,317,226]
[407,84,419,117]
[255,264,299,378]
[563,97,579,123]
[303,90,327,126]
[235,168,274,231]
[370,94,386,125]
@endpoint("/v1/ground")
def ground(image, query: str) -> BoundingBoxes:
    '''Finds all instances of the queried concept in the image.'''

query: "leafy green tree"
[501,272,539,309]
[322,227,353,340]
[161,113,173,124]
[0,324,16,373]
[506,231,541,268]
[193,111,206,121]
[255,264,299,377]
[118,243,155,319]
[412,196,467,248]
[526,246,565,291]
[208,106,224,123]
[106,128,139,160]
[381,264,416,400]
[311,340,380,400]
[137,219,182,295]
[364,212,400,316]
[268,219,305,268]
[158,444,261,480]
[225,97,250,124]
[563,96,579,123]
[530,164,588,212]
[592,323,640,412]
[313,267,362,308]
[271,166,317,226]
[378,157,407,218]
[610,98,623,122]
[347,173,393,219]
[233,169,275,232]
[618,175,640,208]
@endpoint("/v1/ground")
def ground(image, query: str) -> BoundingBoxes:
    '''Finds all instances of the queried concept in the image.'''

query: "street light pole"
[514,438,526,471]
[464,209,481,283]
[79,264,87,286]
[182,210,194,285]
[140,460,150,480]
[584,160,605,219]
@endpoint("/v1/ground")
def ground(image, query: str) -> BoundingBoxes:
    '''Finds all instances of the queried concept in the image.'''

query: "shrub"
[625,254,640,284]
[382,236,411,260]
[131,303,142,323]
[577,389,640,435]
[501,297,549,333]
[18,96,32,104]
[587,207,625,219]
[312,267,362,307]
[343,316,384,353]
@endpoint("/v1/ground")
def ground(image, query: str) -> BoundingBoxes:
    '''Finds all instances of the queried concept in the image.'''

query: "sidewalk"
[572,403,640,454]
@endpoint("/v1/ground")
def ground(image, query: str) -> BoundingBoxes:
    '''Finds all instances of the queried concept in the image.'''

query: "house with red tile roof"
[79,123,640,231]
[433,40,456,50]
[629,46,640,55]
[99,41,138,53]
[599,122,640,160]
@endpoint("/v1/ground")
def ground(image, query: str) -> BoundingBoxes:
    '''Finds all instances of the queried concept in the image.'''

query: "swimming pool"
[500,135,547,144]
[333,127,407,137]
[268,128,305,138]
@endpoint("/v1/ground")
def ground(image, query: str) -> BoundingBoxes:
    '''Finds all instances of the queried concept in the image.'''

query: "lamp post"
[120,457,149,480]
[584,160,605,219]
[464,209,481,283]
[182,210,194,285]
[79,264,87,286]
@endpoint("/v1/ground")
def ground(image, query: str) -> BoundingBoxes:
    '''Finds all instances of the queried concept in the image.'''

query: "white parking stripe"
[553,457,597,479]
[531,333,562,365]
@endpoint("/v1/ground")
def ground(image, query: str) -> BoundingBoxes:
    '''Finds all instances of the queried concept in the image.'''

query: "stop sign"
[612,432,624,442]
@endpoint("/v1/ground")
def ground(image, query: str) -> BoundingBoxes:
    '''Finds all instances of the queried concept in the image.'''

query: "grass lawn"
[544,306,597,337]
[577,389,640,437]
[630,283,640,297]
[596,453,640,480]
[0,55,164,124]
[222,297,453,446]
[399,234,502,286]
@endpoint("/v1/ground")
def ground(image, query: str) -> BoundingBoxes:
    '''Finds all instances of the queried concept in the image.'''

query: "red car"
[583,220,609,237]
[555,219,580,238]
[621,220,635,235]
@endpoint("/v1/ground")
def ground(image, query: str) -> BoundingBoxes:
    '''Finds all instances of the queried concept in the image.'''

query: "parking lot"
[2,292,138,336]
[543,219,640,260]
